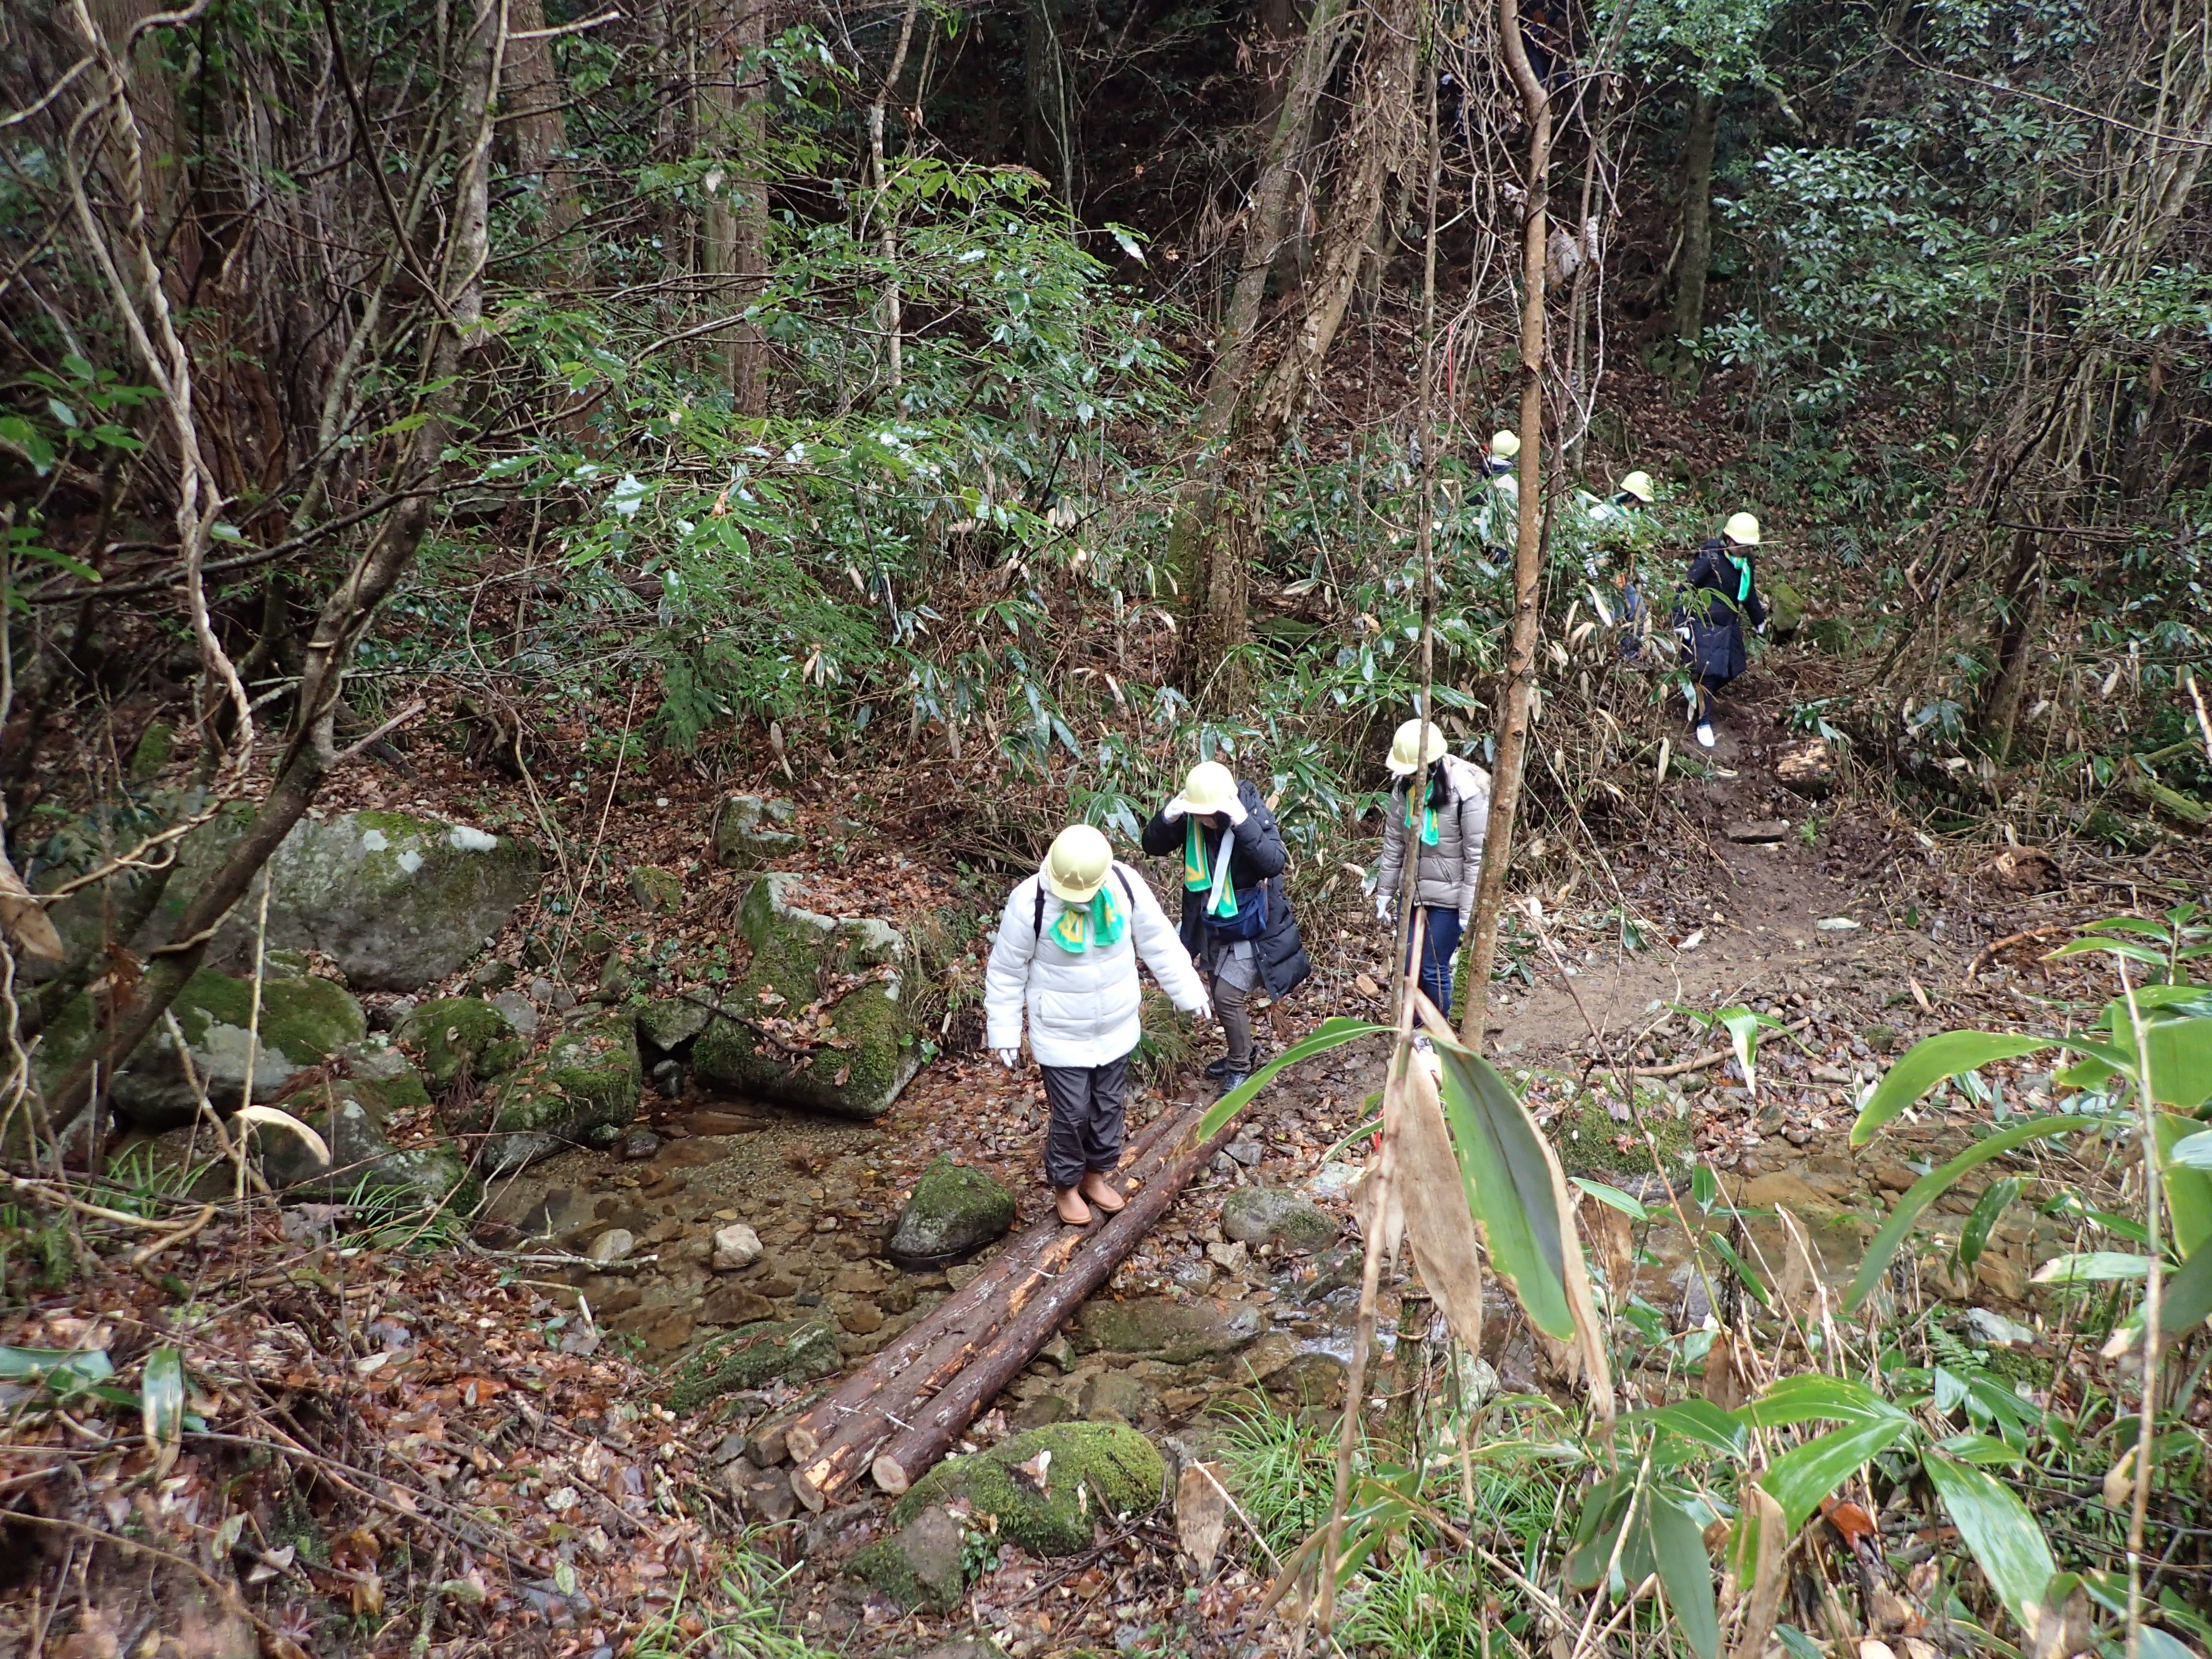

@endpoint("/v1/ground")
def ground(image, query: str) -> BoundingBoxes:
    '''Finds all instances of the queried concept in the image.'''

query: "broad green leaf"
[1629,1398,1748,1458]
[2097,1007,2212,1112]
[1923,1452,2056,1635]
[1707,1233,1774,1307]
[1650,1494,1721,1659]
[1719,1007,1767,1097]
[2154,1113,2212,1259]
[2137,1629,2199,1659]
[1757,1415,1913,1534]
[1851,1033,2056,1146]
[1573,1177,1649,1221]
[2155,1243,2212,1343]
[142,1347,185,1476]
[1936,1433,2028,1466]
[2168,1129,2212,1171]
[1431,1036,1576,1341]
[1956,1177,2020,1273]
[0,1345,114,1394]
[2031,1251,2152,1285]
[2050,937,2171,968]
[1194,1018,1392,1142]
[1737,1374,1902,1428]
[1844,1117,2097,1313]
[1565,1475,1633,1589]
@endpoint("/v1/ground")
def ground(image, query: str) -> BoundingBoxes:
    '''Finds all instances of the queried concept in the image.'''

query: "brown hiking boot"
[1055,1187,1092,1226]
[1080,1171,1126,1214]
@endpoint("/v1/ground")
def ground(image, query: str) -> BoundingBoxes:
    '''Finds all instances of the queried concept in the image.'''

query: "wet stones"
[1072,1297,1264,1365]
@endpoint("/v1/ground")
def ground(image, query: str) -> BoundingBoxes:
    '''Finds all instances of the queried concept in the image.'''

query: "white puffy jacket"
[983,860,1208,1069]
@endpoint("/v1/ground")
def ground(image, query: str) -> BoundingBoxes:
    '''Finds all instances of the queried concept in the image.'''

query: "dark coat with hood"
[1139,778,1312,1000]
[1675,537,1767,685]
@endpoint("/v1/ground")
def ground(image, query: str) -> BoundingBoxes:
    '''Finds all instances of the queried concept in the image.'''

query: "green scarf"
[1182,818,1238,919]
[1404,793,1440,846]
[1048,882,1128,952]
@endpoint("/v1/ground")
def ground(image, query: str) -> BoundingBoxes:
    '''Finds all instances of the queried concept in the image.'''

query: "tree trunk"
[1458,0,1550,1051]
[702,0,770,409]
[1668,87,1718,375]
[1022,0,1073,204]
[867,0,923,397]
[504,0,582,269]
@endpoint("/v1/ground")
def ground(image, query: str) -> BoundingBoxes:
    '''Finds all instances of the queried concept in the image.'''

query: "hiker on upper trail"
[1372,719,1491,1020]
[1674,511,1768,750]
[1139,761,1312,1098]
[984,823,1211,1226]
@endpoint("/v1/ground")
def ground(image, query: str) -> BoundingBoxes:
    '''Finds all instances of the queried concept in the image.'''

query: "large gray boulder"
[710,793,800,870]
[32,803,538,993]
[690,876,921,1119]
[77,965,369,1132]
[257,1077,478,1210]
[1221,1187,1339,1254]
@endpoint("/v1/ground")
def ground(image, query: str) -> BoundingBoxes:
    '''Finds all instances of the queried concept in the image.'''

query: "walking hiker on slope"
[985,824,1211,1226]
[1139,761,1312,1097]
[1373,720,1491,1021]
[1674,511,1768,750]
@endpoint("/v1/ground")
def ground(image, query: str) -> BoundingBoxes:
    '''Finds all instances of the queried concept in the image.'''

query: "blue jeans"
[1406,906,1463,1017]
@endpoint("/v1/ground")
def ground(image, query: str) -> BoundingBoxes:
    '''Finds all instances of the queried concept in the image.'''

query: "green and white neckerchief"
[1049,882,1129,952]
[1404,793,1440,846]
[1182,818,1238,919]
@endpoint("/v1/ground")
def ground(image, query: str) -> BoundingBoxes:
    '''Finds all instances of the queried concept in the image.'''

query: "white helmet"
[1724,511,1761,546]
[1386,719,1448,776]
[1489,429,1521,460]
[1045,824,1113,903]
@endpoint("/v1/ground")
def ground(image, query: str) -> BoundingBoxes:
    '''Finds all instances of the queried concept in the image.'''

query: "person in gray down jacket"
[1373,719,1491,1019]
[984,823,1210,1225]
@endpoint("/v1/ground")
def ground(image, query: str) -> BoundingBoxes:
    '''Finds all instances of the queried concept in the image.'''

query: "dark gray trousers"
[1040,1055,1129,1190]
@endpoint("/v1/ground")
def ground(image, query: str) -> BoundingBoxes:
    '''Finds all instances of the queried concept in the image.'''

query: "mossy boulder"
[396,997,526,1090]
[628,865,685,915]
[1071,1297,1263,1364]
[148,808,540,992]
[711,793,800,870]
[256,1078,478,1211]
[1551,1082,1690,1178]
[665,1318,841,1413]
[888,1157,1017,1268]
[637,996,712,1054]
[107,967,367,1132]
[847,1507,969,1611]
[1221,1187,1338,1255]
[690,875,921,1119]
[481,1007,641,1175]
[892,1422,1166,1557]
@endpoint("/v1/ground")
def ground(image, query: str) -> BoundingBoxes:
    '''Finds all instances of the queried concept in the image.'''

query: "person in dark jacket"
[1139,761,1312,1095]
[1674,511,1768,750]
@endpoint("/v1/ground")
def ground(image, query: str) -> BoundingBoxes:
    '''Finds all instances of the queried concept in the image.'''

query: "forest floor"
[4,670,2204,1659]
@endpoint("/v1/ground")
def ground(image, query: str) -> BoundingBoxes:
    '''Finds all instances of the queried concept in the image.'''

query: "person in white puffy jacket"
[984,824,1211,1225]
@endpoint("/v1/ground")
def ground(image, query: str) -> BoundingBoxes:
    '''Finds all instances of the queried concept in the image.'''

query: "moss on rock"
[887,1157,1016,1266]
[1071,1298,1263,1364]
[257,1078,479,1211]
[481,1007,641,1175]
[846,1507,969,1611]
[690,875,920,1119]
[665,1318,841,1412]
[1551,1081,1690,1178]
[892,1422,1166,1557]
[108,968,367,1133]
[397,997,526,1090]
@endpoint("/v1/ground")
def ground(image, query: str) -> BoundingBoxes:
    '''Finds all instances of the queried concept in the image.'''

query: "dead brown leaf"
[1175,1464,1227,1574]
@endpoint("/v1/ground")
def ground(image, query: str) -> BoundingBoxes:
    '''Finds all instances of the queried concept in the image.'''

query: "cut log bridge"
[868,1106,1238,1495]
[782,1097,1232,1509]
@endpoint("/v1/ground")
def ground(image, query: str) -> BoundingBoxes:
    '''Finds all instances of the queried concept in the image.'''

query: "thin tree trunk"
[1458,0,1550,1050]
[702,0,770,407]
[1022,0,1072,204]
[1668,87,1717,376]
[868,0,923,395]
[505,0,582,268]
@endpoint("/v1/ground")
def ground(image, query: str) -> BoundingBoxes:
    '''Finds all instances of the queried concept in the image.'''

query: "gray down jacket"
[1374,753,1492,923]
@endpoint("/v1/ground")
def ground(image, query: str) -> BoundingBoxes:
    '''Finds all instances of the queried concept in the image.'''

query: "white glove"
[1756,620,1768,637]
[1161,795,1187,821]
[1375,891,1393,921]
[998,1048,1019,1070]
[1192,994,1214,1023]
[1222,797,1248,826]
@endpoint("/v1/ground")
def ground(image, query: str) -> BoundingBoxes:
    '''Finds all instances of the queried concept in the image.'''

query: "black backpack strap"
[1033,881,1046,939]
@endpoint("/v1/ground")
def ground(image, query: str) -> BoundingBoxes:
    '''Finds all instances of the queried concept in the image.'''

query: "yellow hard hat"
[1386,719,1448,776]
[1180,760,1239,816]
[1045,823,1113,903]
[1724,511,1761,546]
[1489,430,1521,460]
[1618,470,1655,503]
